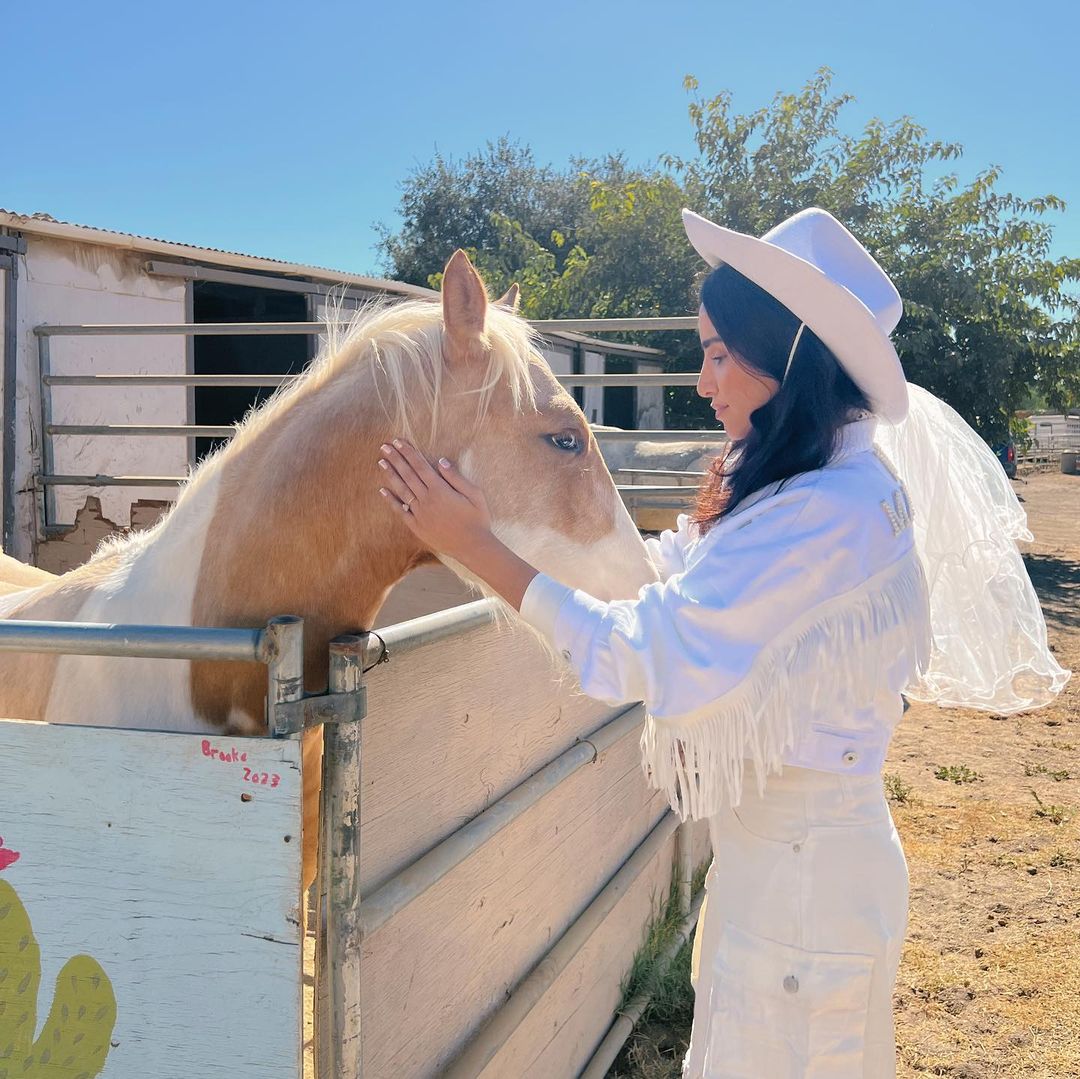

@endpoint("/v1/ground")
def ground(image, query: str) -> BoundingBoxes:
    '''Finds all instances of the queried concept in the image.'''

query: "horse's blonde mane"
[84,295,541,565]
[314,296,541,447]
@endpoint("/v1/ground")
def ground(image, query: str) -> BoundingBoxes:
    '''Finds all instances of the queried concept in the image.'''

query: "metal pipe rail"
[0,618,265,661]
[359,702,647,937]
[43,372,701,388]
[38,477,707,501]
[358,597,499,670]
[442,810,682,1078]
[33,316,719,522]
[34,316,699,337]
[44,420,719,440]
[0,614,307,742]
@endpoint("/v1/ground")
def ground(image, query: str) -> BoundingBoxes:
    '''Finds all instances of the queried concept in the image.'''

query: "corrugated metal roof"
[0,207,434,298]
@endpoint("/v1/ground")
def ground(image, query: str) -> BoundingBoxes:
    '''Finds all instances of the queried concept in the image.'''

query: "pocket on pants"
[705,919,875,1079]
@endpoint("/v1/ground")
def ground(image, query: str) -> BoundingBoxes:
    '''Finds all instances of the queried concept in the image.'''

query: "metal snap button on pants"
[682,765,909,1079]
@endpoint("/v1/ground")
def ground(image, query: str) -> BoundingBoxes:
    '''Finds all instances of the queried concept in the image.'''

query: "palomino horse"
[0,249,659,889]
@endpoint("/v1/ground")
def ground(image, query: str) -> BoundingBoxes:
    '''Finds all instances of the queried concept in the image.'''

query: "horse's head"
[402,250,657,602]
[186,249,658,705]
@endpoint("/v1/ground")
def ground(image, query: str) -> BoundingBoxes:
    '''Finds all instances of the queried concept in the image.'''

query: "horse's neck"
[181,389,431,730]
[2,366,431,731]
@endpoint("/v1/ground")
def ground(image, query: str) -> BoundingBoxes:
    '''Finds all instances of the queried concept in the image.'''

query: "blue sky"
[8,0,1078,282]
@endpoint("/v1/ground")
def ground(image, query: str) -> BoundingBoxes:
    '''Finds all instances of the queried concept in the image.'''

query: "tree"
[377,139,617,290]
[377,70,1080,438]
[668,69,1080,438]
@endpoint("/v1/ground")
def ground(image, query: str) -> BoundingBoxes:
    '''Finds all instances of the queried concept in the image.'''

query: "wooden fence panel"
[478,833,677,1079]
[358,617,618,894]
[358,722,667,1077]
[0,718,303,1079]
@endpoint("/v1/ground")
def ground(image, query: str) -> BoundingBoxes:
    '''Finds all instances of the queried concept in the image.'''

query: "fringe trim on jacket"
[639,552,932,820]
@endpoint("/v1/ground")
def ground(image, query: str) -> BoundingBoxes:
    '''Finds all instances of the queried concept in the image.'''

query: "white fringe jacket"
[519,415,933,821]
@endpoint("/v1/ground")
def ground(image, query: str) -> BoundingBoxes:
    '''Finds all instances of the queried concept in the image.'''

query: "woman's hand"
[377,439,493,559]
[377,438,542,611]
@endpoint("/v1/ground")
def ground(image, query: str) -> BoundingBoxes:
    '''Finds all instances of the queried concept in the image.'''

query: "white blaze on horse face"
[451,449,657,602]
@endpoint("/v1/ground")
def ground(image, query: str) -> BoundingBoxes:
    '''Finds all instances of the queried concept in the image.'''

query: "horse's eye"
[548,430,583,453]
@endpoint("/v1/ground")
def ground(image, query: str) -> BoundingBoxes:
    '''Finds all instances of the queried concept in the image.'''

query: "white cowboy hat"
[682,207,909,423]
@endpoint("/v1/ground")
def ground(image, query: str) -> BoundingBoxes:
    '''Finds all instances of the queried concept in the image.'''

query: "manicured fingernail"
[439,458,451,468]
[380,443,392,453]
[378,488,387,496]
[378,459,388,469]
[392,438,402,448]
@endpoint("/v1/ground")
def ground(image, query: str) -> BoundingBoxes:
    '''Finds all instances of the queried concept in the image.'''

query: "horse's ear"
[442,249,489,363]
[494,283,520,313]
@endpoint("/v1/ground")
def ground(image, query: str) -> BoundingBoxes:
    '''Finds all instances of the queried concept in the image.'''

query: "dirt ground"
[889,469,1080,1078]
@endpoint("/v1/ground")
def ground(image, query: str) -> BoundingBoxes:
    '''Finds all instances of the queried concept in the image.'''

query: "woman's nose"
[696,360,712,399]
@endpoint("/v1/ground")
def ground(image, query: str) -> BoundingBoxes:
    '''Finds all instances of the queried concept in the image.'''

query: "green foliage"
[377,70,1080,437]
[0,879,117,1078]
[608,864,702,1078]
[1024,762,1072,781]
[668,68,1080,439]
[1031,788,1070,824]
[884,772,914,804]
[934,763,983,784]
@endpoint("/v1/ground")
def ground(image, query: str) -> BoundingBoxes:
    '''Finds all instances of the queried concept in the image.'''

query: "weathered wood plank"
[359,617,619,893]
[0,719,303,1079]
[688,816,713,872]
[479,832,677,1079]
[359,723,666,1078]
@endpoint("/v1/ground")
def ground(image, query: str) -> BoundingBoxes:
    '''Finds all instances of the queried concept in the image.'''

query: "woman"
[376,208,1069,1078]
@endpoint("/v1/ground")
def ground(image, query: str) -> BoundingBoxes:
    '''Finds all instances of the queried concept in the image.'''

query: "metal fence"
[317,597,703,1079]
[1017,416,1080,471]
[0,597,704,1078]
[34,317,721,532]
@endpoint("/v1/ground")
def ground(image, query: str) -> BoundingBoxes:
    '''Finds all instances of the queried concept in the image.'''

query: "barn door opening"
[192,282,311,461]
[603,355,637,429]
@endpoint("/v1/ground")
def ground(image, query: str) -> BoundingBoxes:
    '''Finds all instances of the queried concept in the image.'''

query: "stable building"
[0,210,665,571]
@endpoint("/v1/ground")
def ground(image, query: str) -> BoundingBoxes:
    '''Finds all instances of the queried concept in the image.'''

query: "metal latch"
[273,687,367,735]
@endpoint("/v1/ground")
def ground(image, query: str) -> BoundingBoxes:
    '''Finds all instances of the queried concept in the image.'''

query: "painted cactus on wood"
[0,878,117,1078]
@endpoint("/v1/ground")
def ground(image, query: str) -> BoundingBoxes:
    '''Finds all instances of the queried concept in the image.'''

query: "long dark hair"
[691,262,872,536]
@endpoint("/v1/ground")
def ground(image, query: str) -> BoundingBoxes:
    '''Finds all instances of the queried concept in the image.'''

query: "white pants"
[682,765,909,1079]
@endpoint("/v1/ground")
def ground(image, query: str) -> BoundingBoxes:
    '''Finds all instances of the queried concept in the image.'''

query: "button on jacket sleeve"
[519,463,930,819]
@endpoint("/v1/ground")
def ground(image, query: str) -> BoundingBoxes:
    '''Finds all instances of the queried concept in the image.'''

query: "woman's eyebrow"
[701,335,724,349]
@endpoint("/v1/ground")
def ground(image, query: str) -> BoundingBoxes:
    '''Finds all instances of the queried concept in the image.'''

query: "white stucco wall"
[636,358,665,430]
[582,350,605,425]
[539,344,573,376]
[12,237,188,557]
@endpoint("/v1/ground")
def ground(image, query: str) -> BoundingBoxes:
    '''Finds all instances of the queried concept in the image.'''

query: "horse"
[0,249,659,891]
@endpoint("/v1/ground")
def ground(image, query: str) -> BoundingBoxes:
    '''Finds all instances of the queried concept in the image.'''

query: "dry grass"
[613,470,1080,1078]
[890,469,1080,1078]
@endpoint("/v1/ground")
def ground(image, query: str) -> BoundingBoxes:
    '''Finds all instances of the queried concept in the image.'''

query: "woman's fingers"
[437,457,480,499]
[392,440,439,485]
[377,464,415,508]
[378,486,420,525]
[379,441,427,498]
